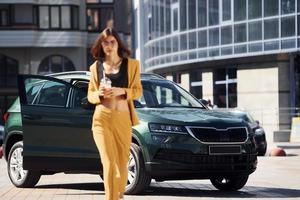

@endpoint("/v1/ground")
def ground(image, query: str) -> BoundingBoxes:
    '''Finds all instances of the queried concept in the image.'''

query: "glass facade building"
[134,0,300,143]
[141,0,300,71]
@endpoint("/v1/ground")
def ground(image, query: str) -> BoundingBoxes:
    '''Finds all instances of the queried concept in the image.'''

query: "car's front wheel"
[7,141,41,188]
[125,143,151,194]
[210,175,249,191]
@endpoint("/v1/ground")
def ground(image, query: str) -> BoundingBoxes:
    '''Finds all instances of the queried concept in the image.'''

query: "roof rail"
[141,73,165,79]
[47,71,89,77]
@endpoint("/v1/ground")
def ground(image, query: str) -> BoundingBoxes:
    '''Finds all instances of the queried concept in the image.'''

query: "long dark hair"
[91,28,131,62]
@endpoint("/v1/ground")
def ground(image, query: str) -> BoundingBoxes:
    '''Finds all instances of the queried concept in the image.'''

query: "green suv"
[3,72,257,194]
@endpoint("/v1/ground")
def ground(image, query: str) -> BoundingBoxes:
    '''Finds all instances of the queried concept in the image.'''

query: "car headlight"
[255,127,265,135]
[149,123,187,134]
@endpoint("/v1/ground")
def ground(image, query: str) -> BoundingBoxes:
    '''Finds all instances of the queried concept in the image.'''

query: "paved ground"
[0,150,300,200]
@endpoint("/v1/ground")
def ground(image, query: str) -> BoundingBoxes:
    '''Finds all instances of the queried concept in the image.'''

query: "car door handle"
[23,114,42,120]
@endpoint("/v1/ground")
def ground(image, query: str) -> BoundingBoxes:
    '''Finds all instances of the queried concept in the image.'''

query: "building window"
[249,21,262,41]
[264,0,278,16]
[222,0,232,22]
[0,5,9,26]
[86,0,114,3]
[38,55,75,75]
[234,0,246,21]
[281,16,295,37]
[180,0,187,30]
[14,5,34,24]
[188,0,196,29]
[281,0,295,14]
[209,0,219,25]
[198,30,207,47]
[39,5,79,30]
[264,19,279,39]
[171,2,179,32]
[234,23,246,43]
[190,70,202,99]
[221,26,232,44]
[209,28,219,46]
[87,7,114,31]
[248,0,262,19]
[198,0,207,27]
[213,68,237,108]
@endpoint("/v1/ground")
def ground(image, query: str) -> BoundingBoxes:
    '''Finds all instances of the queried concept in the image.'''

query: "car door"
[18,75,100,172]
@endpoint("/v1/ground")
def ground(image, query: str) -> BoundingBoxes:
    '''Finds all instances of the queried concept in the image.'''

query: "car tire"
[210,175,249,191]
[125,143,151,195]
[7,141,41,188]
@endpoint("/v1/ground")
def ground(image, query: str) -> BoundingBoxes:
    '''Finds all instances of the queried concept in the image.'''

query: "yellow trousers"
[92,105,132,200]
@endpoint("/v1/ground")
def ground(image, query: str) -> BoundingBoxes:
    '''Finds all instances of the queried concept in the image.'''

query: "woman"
[87,27,142,200]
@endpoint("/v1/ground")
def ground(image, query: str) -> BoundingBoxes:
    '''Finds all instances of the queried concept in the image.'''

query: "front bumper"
[146,148,257,181]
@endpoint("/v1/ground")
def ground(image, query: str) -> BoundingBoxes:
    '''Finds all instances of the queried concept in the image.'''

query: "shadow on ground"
[36,182,300,198]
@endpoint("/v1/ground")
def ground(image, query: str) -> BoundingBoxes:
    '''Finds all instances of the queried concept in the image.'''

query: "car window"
[72,81,88,108]
[139,80,204,108]
[26,84,42,104]
[34,81,70,107]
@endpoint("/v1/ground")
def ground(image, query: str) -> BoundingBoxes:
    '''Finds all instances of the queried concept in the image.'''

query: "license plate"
[209,145,242,155]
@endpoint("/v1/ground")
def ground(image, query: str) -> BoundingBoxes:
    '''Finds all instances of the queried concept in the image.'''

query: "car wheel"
[7,141,41,188]
[210,175,249,191]
[125,143,151,195]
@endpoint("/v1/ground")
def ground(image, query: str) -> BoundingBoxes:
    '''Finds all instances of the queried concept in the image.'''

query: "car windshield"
[137,80,204,109]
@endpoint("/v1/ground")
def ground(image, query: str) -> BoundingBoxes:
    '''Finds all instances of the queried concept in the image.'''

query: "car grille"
[154,149,257,171]
[187,127,248,143]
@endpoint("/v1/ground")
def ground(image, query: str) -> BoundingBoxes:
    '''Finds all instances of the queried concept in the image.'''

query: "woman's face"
[101,35,119,57]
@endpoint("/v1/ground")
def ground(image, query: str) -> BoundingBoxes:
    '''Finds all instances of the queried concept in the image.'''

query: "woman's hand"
[98,87,124,99]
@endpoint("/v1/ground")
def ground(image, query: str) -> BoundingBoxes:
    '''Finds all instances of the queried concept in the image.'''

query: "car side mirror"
[81,97,95,110]
[255,120,260,125]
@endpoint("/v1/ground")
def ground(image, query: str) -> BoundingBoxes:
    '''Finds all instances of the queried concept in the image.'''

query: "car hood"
[137,107,247,128]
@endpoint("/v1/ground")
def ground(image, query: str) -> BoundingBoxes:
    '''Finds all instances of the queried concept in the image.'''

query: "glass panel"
[281,0,295,14]
[198,0,207,27]
[209,28,219,46]
[61,6,71,29]
[63,58,75,71]
[188,0,196,29]
[198,50,207,58]
[281,16,295,37]
[35,81,70,107]
[14,5,33,24]
[298,0,300,12]
[101,0,114,3]
[234,0,246,21]
[222,0,231,21]
[249,43,262,52]
[160,40,165,54]
[264,41,279,50]
[100,8,114,30]
[234,23,246,43]
[209,48,219,56]
[221,26,232,44]
[209,0,219,25]
[264,19,279,39]
[281,39,296,48]
[39,6,49,29]
[228,83,237,108]
[180,34,187,50]
[298,15,300,36]
[249,21,262,41]
[87,8,99,31]
[234,45,247,53]
[190,69,202,99]
[221,47,233,55]
[214,85,226,107]
[6,58,18,87]
[180,0,187,30]
[166,0,171,34]
[51,7,59,28]
[172,36,179,52]
[173,7,178,31]
[189,51,197,59]
[72,6,79,29]
[248,0,262,19]
[198,30,207,47]
[189,32,197,49]
[264,0,278,16]
[166,37,172,53]
[0,10,9,26]
[160,2,165,36]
